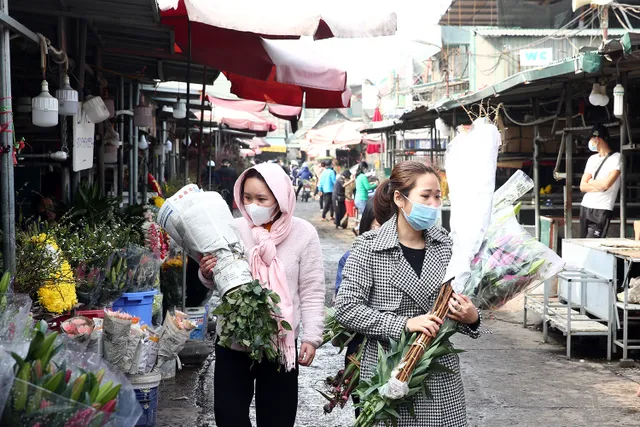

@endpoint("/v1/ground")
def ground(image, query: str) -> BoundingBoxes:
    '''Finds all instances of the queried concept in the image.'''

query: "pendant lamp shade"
[134,93,153,127]
[32,80,58,127]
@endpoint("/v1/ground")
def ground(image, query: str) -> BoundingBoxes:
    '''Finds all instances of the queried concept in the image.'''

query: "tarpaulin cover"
[160,0,364,107]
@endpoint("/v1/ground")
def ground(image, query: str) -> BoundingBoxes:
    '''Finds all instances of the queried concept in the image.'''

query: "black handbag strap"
[593,151,614,179]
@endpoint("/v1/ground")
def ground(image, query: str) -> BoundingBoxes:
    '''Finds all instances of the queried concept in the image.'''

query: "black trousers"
[322,192,334,218]
[334,197,347,228]
[296,182,304,199]
[214,344,299,427]
[345,334,365,418]
[579,206,612,238]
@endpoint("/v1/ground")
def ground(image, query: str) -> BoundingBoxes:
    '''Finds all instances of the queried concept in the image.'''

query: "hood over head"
[234,163,295,227]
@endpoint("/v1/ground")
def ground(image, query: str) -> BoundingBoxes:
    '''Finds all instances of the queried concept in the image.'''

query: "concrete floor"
[157,198,640,427]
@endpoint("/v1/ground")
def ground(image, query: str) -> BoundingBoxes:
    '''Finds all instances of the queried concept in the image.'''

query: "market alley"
[156,199,640,427]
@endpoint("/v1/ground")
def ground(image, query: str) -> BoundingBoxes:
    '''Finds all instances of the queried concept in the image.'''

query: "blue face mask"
[400,194,440,231]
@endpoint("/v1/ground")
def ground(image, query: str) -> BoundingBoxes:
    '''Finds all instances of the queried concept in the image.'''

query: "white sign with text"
[520,48,553,67]
[72,106,96,172]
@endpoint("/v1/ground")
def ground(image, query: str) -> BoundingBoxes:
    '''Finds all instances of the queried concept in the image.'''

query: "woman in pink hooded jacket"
[199,163,325,427]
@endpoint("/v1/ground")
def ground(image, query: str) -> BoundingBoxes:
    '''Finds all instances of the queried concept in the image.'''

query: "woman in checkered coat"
[335,161,481,427]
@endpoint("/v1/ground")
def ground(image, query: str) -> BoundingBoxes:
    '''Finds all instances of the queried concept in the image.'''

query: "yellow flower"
[152,196,165,208]
[31,234,77,314]
[162,257,183,271]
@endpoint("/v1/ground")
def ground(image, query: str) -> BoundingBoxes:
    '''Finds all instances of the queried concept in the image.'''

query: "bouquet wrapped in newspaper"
[156,185,291,363]
[355,121,565,426]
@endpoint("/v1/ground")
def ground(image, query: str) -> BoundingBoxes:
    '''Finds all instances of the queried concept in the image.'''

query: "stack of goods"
[102,309,194,375]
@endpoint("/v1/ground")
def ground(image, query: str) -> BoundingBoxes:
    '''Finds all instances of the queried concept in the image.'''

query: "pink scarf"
[234,163,296,371]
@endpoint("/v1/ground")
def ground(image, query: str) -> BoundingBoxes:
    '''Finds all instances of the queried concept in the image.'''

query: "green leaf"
[281,320,292,331]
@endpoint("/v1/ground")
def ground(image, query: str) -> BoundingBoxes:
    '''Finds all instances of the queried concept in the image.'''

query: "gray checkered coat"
[335,215,480,427]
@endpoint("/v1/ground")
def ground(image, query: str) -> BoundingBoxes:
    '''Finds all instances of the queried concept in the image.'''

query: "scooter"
[301,180,312,202]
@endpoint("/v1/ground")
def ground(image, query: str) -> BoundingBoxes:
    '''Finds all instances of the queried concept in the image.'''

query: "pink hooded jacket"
[199,163,326,349]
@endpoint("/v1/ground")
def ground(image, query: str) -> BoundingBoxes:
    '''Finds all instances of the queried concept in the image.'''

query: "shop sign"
[72,106,95,172]
[520,48,553,67]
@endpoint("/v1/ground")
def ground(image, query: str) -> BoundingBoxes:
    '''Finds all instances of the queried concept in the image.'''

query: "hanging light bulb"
[134,92,153,127]
[599,84,610,106]
[185,136,192,146]
[173,97,187,119]
[56,75,78,116]
[165,140,172,153]
[32,80,58,127]
[138,134,149,150]
[589,83,603,106]
[84,95,110,123]
[614,83,624,118]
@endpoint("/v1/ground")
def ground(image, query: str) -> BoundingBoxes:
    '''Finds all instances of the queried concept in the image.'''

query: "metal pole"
[57,16,70,202]
[0,0,15,273]
[128,82,134,205]
[96,46,105,196]
[71,19,87,200]
[118,76,125,203]
[197,67,207,187]
[133,83,140,203]
[533,98,541,240]
[620,72,629,238]
[182,20,192,312]
[160,121,166,183]
[564,84,573,239]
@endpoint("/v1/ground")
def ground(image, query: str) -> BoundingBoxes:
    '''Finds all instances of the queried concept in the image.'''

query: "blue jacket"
[299,166,312,180]
[318,168,337,193]
[334,250,350,294]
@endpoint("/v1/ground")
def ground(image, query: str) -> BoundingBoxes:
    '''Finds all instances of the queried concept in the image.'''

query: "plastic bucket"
[112,290,157,325]
[127,371,161,427]
[345,199,356,217]
[185,307,207,341]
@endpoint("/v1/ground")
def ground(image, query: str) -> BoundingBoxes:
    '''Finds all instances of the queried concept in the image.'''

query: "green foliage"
[213,280,291,364]
[2,325,122,427]
[354,323,462,427]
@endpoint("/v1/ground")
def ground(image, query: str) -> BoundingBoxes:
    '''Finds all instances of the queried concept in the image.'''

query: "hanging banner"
[73,106,96,172]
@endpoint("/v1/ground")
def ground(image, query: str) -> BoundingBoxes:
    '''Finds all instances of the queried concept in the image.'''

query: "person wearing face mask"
[198,163,325,427]
[579,125,622,238]
[335,161,481,427]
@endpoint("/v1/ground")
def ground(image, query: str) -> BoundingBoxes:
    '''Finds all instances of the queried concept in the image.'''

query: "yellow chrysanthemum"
[31,234,77,314]
[162,256,183,271]
[152,196,165,208]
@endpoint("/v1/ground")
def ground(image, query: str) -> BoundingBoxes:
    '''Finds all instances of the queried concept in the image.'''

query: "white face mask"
[245,203,278,226]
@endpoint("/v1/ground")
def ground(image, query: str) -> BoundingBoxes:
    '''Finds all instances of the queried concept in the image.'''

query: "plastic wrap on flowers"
[463,204,564,310]
[132,252,163,292]
[445,121,501,293]
[49,349,143,426]
[0,293,33,358]
[74,252,117,308]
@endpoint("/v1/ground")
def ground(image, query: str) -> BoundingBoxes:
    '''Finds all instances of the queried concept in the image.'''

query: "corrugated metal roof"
[474,27,629,37]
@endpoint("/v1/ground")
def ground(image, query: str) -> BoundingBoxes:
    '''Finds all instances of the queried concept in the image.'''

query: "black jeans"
[345,334,365,418]
[579,206,612,238]
[322,192,334,219]
[214,344,299,427]
[334,197,347,228]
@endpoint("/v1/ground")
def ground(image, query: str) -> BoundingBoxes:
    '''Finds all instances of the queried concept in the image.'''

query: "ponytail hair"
[373,161,441,225]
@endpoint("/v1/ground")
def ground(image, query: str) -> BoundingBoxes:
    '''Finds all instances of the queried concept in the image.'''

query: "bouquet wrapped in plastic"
[156,185,290,364]
[355,122,565,427]
[1,320,142,426]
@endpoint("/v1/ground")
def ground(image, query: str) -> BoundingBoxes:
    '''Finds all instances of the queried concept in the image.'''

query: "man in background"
[217,159,238,210]
[579,125,621,238]
[319,160,337,221]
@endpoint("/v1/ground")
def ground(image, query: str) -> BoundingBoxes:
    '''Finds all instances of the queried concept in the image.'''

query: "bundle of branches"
[317,339,366,414]
[354,283,461,427]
